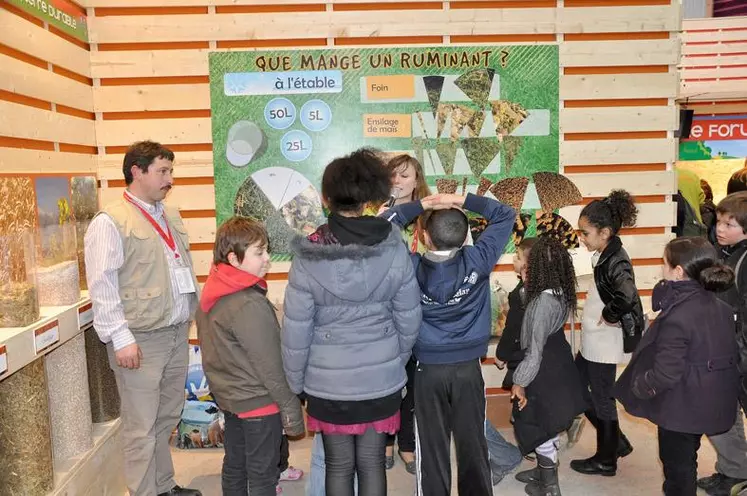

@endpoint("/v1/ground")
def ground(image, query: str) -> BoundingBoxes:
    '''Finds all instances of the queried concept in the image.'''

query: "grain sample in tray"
[533,172,582,212]
[490,177,529,211]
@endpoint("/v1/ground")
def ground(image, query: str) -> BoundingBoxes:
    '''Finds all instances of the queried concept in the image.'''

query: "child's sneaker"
[279,466,304,481]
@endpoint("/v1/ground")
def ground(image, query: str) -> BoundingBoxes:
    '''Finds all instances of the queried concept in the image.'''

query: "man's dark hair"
[425,209,469,250]
[321,148,390,213]
[123,141,175,185]
[213,216,269,265]
[716,191,747,233]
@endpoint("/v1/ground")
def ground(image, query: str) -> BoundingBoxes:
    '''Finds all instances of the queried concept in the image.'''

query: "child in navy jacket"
[383,192,515,496]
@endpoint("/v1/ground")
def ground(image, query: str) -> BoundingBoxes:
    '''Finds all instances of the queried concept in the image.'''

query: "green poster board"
[209,46,560,260]
[6,0,88,42]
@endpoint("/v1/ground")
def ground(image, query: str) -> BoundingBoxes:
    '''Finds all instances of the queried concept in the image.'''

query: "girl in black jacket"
[572,190,644,477]
[615,237,739,496]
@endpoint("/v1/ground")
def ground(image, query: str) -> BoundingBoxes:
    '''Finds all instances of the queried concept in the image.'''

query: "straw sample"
[0,358,54,496]
[490,100,528,139]
[45,333,94,466]
[462,138,501,178]
[85,326,120,423]
[455,68,494,108]
[435,141,458,176]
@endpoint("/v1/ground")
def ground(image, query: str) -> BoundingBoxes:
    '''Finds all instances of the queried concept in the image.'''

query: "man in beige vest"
[85,141,202,496]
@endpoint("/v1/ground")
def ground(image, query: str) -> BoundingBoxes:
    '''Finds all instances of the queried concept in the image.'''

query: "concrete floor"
[172,409,719,495]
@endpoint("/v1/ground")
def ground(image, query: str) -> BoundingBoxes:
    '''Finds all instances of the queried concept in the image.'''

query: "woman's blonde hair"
[386,154,431,201]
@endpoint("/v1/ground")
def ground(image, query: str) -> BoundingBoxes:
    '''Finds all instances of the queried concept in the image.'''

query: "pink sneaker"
[276,486,283,495]
[279,466,304,482]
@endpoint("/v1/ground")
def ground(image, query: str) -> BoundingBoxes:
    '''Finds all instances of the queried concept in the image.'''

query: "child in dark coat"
[615,237,739,496]
[511,237,587,496]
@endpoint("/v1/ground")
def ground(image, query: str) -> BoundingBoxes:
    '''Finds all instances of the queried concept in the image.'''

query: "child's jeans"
[222,411,283,496]
[306,421,520,495]
[486,420,522,483]
[306,433,359,496]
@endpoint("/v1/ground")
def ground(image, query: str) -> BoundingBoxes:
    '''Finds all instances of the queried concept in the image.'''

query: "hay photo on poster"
[208,46,586,266]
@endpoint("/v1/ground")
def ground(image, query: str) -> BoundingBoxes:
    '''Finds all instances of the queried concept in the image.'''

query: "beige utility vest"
[99,198,199,332]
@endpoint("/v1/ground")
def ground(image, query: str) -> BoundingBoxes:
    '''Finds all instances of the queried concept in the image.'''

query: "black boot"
[525,454,561,496]
[584,411,633,458]
[569,419,617,476]
[516,466,539,484]
[618,430,634,458]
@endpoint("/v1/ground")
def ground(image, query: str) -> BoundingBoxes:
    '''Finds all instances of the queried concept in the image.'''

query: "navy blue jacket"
[384,194,516,364]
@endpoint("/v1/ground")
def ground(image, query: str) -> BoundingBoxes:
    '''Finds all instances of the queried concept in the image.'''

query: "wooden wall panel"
[560,106,677,133]
[0,148,97,174]
[1,55,94,112]
[0,101,96,146]
[680,17,747,101]
[1,6,97,175]
[95,117,210,146]
[561,139,677,166]
[560,73,678,100]
[88,5,679,43]
[559,39,679,67]
[93,84,210,112]
[0,9,91,78]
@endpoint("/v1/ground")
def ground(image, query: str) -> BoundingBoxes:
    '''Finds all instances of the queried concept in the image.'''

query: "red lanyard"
[124,191,180,259]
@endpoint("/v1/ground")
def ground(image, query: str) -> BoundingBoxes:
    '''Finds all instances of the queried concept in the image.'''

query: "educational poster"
[209,46,574,261]
[679,115,747,203]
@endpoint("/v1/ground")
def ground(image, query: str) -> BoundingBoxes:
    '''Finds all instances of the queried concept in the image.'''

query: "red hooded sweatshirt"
[200,263,268,313]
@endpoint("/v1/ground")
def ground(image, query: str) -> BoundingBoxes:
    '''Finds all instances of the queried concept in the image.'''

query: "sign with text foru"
[5,0,88,42]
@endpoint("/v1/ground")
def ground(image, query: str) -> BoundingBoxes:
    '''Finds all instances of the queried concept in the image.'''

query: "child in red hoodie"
[196,217,304,496]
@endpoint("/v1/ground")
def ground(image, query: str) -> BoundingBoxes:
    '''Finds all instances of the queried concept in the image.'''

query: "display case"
[0,230,40,328]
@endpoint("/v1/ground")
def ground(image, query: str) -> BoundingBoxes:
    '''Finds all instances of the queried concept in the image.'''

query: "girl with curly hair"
[511,237,587,496]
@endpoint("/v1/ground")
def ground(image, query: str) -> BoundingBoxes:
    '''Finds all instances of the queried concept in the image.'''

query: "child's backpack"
[676,191,708,238]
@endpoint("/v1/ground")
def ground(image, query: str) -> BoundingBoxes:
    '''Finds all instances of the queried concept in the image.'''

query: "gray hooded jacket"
[281,227,422,402]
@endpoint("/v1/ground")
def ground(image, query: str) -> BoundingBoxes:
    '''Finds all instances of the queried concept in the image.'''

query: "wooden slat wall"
[0,4,96,174]
[680,15,747,107]
[85,0,681,313]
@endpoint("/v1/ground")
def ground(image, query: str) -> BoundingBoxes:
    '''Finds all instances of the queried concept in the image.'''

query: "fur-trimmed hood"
[289,227,403,302]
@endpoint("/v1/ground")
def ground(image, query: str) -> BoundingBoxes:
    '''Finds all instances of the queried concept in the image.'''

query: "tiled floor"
[172,409,719,495]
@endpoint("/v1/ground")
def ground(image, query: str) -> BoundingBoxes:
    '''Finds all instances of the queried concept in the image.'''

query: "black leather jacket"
[593,236,645,353]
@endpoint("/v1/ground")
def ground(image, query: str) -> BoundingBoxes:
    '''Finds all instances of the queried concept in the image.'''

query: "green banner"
[209,46,560,260]
[6,0,88,42]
